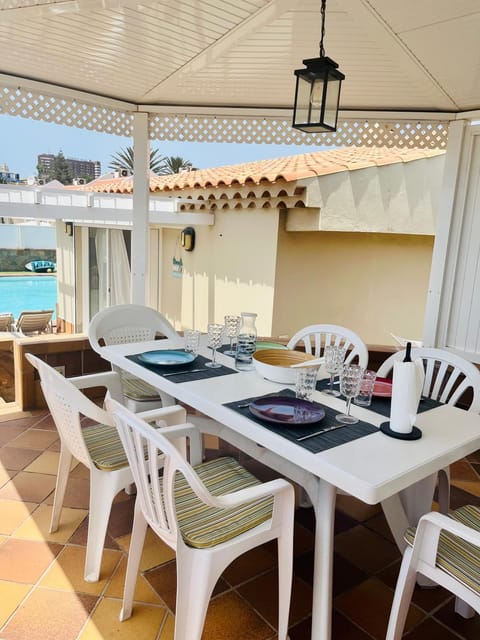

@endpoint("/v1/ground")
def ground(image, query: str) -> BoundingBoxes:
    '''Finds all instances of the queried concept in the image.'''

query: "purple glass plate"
[249,396,325,425]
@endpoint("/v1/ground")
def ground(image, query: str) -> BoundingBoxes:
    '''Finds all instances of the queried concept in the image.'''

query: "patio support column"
[131,112,150,304]
[422,119,468,347]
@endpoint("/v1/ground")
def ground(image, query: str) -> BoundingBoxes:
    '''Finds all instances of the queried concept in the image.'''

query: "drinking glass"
[323,345,347,396]
[184,329,201,355]
[205,323,224,369]
[336,364,364,424]
[224,315,241,356]
[295,366,321,401]
[354,369,377,406]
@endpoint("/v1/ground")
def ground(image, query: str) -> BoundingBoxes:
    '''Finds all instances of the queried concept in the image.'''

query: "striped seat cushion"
[404,505,480,595]
[83,423,129,471]
[174,457,273,549]
[122,373,161,402]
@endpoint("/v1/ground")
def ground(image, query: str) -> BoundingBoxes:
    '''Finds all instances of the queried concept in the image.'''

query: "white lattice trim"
[0,81,449,148]
[149,114,449,149]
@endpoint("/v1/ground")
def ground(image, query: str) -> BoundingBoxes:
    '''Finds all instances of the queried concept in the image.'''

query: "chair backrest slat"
[287,324,369,368]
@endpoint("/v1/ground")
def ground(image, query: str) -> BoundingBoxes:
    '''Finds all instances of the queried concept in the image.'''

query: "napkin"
[389,359,425,433]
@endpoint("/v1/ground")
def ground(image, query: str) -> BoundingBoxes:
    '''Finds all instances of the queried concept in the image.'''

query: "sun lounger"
[14,310,54,335]
[0,313,14,331]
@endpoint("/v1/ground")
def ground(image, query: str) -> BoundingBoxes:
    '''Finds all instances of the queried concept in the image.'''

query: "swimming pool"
[0,276,57,320]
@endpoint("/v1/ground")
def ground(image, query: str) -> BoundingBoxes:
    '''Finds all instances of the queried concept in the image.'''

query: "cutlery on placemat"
[162,368,205,377]
[296,423,347,441]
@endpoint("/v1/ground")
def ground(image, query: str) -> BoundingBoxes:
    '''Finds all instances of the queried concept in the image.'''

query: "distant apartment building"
[37,153,101,182]
[0,163,20,183]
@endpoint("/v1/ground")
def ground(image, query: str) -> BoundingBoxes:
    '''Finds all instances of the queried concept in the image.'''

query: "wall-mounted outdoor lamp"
[65,221,74,237]
[181,226,195,252]
[292,0,345,133]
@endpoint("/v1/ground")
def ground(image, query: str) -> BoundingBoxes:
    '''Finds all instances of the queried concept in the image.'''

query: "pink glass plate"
[249,396,325,425]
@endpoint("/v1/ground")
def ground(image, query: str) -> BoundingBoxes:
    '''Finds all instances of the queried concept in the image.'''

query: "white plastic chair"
[25,352,187,582]
[377,347,480,513]
[287,323,369,367]
[386,507,480,639]
[88,304,180,412]
[108,399,295,640]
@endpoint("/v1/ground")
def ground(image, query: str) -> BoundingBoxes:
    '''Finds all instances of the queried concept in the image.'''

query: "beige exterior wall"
[55,220,76,331]
[272,219,434,345]
[153,209,280,336]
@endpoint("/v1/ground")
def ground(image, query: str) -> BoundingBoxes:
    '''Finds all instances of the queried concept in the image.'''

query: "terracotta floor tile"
[237,570,312,628]
[0,424,31,446]
[450,459,480,482]
[0,538,63,583]
[0,446,41,471]
[434,599,480,639]
[404,616,467,639]
[202,591,273,640]
[31,413,58,431]
[105,556,163,605]
[116,527,176,572]
[0,499,37,534]
[43,476,90,509]
[0,580,32,627]
[8,429,59,451]
[145,559,229,612]
[334,577,425,639]
[0,466,16,489]
[78,597,167,640]
[449,485,480,510]
[23,450,77,475]
[335,494,382,522]
[334,524,400,573]
[222,544,277,586]
[364,511,397,544]
[39,545,122,594]
[158,611,175,639]
[0,471,56,502]
[13,503,88,544]
[1,587,97,640]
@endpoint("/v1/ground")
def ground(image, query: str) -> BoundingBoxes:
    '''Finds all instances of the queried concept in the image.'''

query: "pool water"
[0,276,57,320]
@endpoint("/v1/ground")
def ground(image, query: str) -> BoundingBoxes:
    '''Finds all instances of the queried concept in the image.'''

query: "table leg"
[308,479,336,640]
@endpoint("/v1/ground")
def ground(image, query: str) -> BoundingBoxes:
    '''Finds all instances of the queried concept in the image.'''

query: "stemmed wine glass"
[323,345,346,396]
[224,315,241,356]
[205,323,224,369]
[335,364,364,424]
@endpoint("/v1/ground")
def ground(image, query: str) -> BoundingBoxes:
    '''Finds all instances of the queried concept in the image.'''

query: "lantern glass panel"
[293,75,312,127]
[323,74,341,129]
[309,76,326,123]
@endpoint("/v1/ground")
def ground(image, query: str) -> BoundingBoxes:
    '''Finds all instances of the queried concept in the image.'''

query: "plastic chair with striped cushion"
[386,506,480,639]
[25,353,187,582]
[108,399,295,640]
[88,304,180,412]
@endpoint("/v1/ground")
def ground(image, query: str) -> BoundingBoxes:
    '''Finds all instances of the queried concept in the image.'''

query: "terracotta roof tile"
[78,147,444,194]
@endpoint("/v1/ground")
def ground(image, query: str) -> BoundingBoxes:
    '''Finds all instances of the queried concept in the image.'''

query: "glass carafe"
[234,312,257,371]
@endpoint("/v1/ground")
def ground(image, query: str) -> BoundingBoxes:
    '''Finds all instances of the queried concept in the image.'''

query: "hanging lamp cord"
[319,0,326,57]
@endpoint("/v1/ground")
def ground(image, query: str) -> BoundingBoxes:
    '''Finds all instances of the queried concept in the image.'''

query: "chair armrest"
[214,477,294,509]
[137,405,187,426]
[155,422,203,464]
[69,371,124,403]
[413,511,480,567]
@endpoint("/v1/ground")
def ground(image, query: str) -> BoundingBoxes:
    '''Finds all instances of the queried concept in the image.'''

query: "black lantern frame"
[292,0,345,133]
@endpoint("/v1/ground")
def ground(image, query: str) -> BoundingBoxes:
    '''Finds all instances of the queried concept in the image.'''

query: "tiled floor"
[0,409,480,640]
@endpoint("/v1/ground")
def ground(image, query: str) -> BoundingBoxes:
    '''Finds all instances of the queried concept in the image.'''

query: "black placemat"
[127,352,237,382]
[315,378,441,417]
[224,388,378,454]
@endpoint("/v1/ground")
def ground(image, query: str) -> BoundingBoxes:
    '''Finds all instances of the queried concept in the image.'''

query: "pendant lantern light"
[292,0,345,132]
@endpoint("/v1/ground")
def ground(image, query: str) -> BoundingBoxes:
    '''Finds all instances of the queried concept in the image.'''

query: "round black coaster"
[380,422,422,440]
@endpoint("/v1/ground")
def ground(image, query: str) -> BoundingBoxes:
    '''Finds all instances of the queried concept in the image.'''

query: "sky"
[0,113,320,179]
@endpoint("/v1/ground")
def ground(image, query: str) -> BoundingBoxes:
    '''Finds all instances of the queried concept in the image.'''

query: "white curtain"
[110,229,131,305]
[93,229,108,312]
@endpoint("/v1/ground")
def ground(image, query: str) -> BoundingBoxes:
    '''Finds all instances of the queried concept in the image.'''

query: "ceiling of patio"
[0,0,478,146]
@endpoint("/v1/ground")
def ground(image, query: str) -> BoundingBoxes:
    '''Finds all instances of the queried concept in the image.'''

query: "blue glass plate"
[138,350,196,366]
[249,396,325,425]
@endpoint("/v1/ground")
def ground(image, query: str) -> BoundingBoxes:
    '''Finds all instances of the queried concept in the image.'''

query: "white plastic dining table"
[100,338,480,640]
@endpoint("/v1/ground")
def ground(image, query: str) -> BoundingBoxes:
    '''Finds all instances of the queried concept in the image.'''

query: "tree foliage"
[109,146,194,175]
[38,150,73,184]
[108,146,166,174]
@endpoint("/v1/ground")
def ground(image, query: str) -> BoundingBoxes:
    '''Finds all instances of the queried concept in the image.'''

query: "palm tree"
[159,156,193,174]
[108,146,167,174]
